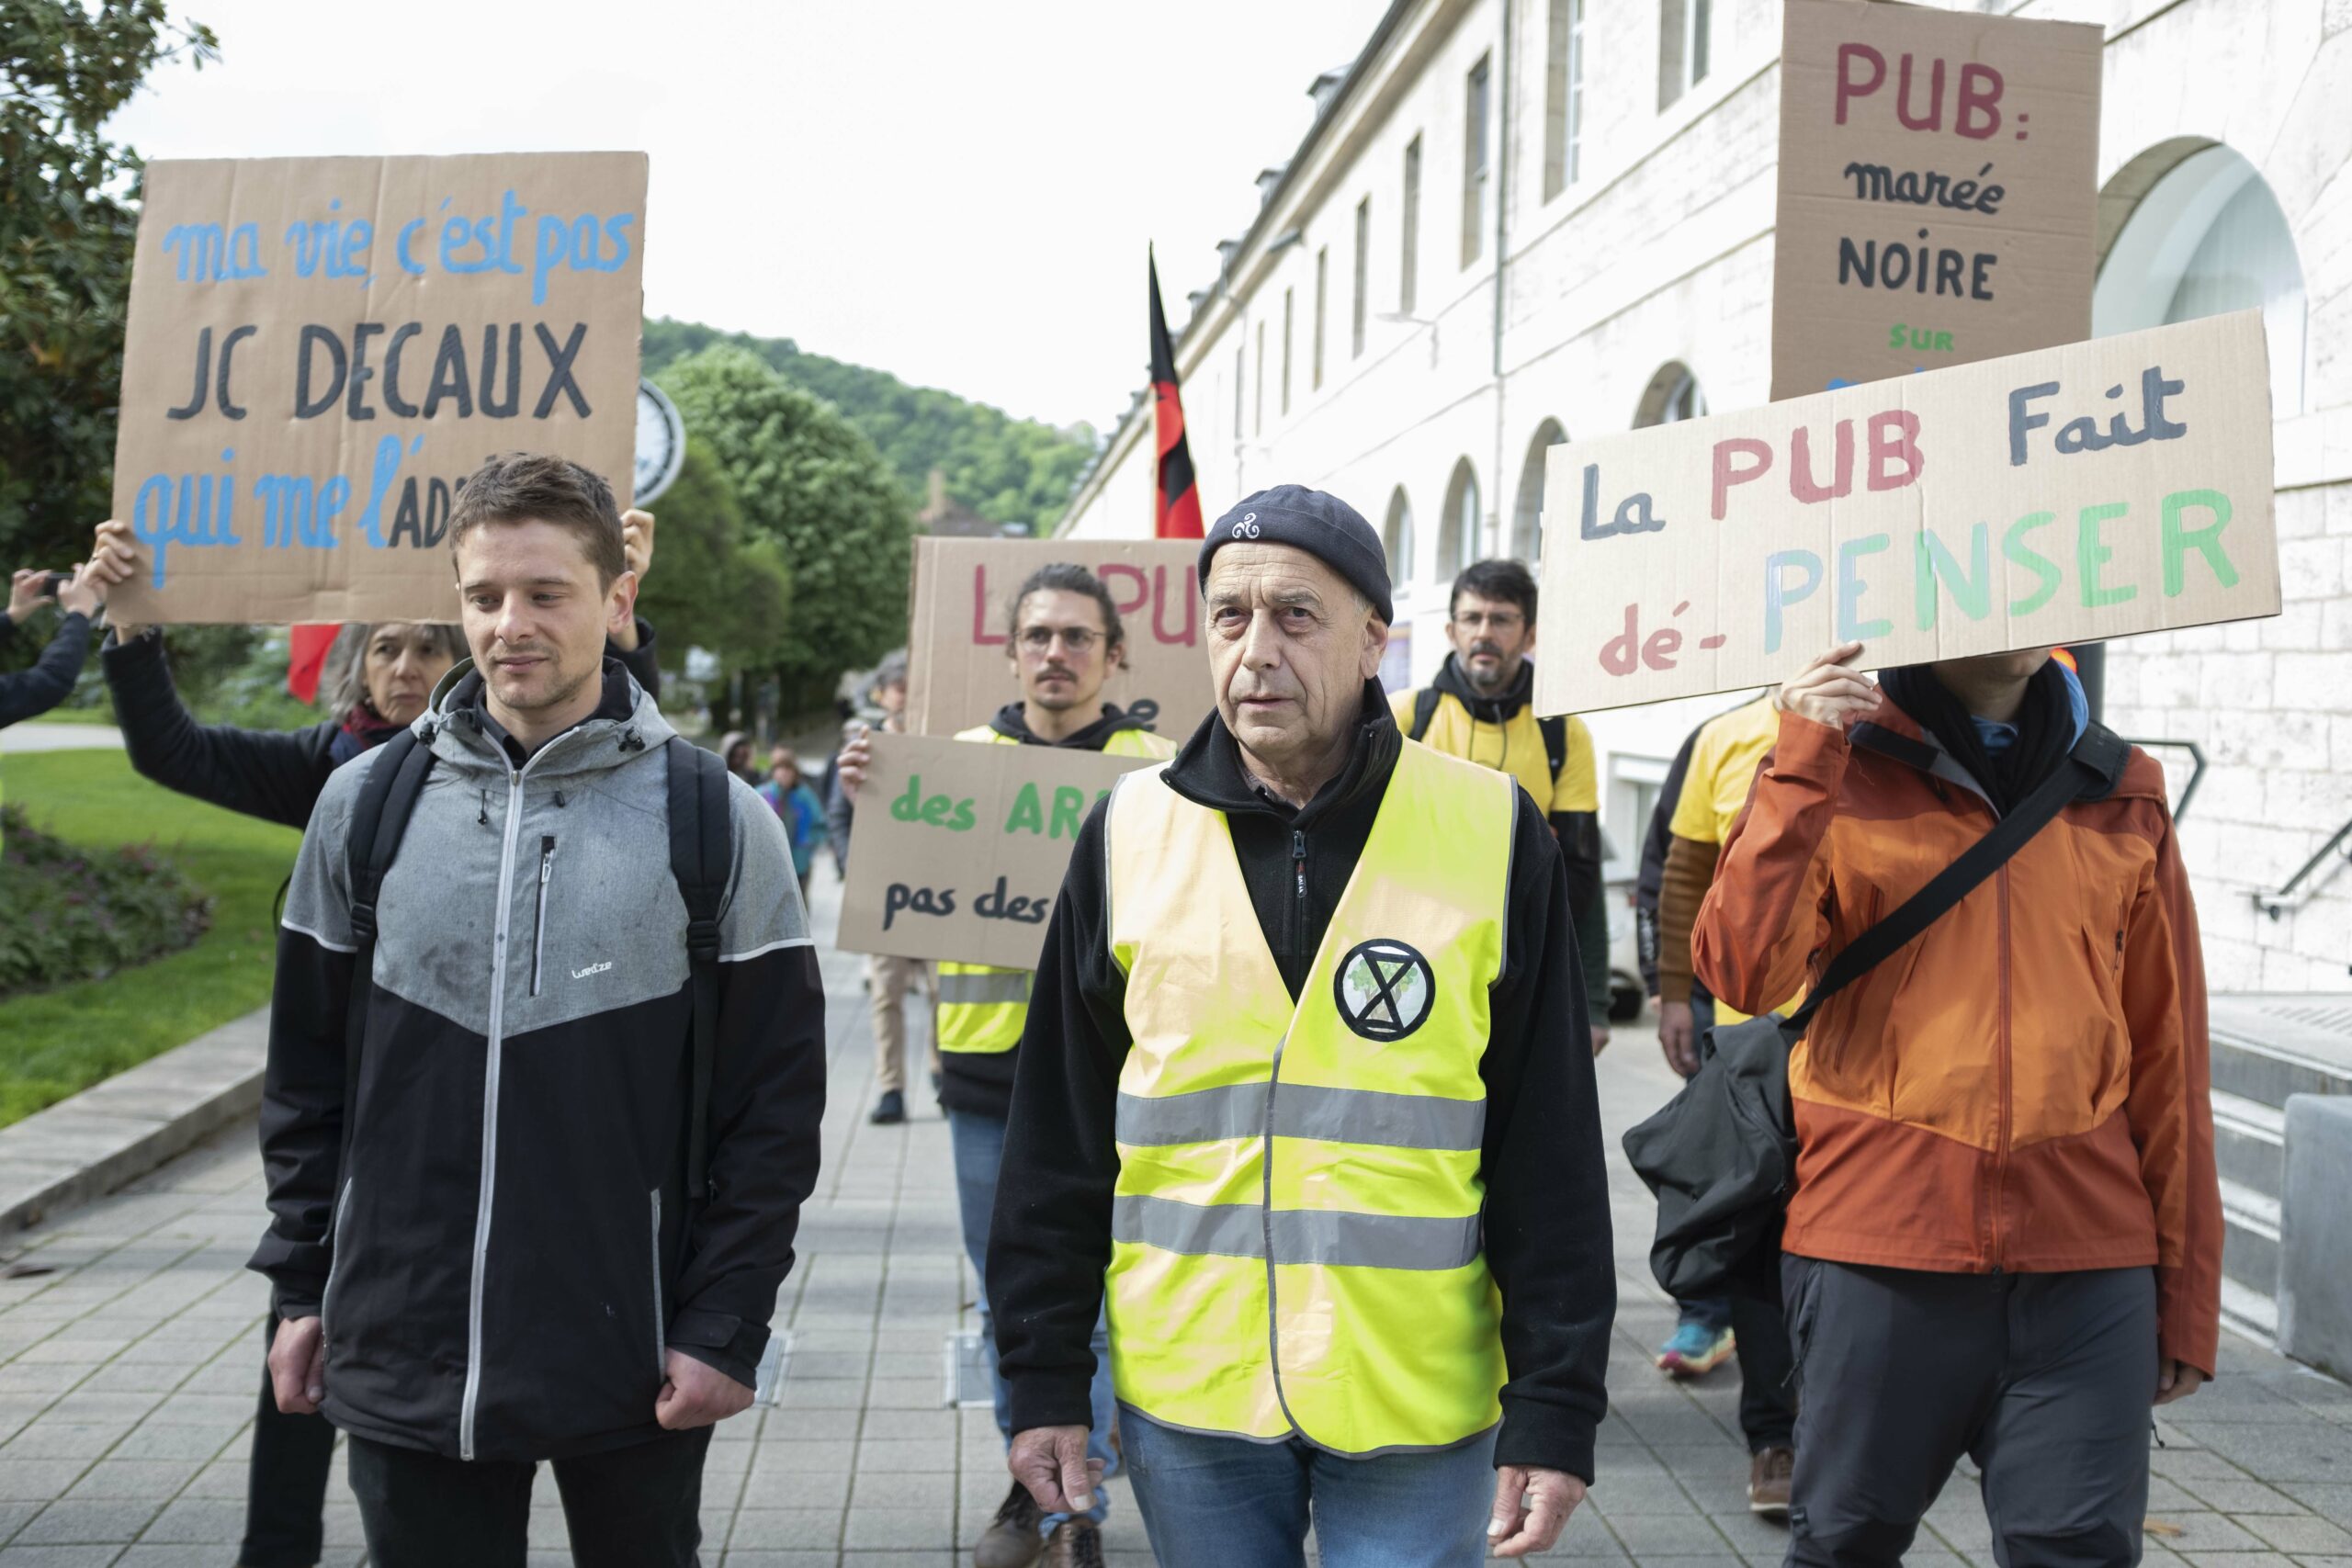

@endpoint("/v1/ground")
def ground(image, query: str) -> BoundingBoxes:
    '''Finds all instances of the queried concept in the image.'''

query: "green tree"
[0,1,216,576]
[632,437,790,681]
[656,346,910,708]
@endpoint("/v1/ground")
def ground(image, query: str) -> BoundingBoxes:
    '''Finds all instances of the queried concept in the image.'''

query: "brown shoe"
[1041,1517,1105,1568]
[1749,1445,1794,1517]
[975,1478,1046,1568]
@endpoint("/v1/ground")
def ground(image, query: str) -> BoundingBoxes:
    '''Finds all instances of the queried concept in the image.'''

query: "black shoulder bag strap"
[1408,686,1442,741]
[1538,714,1569,785]
[1779,725,2123,1039]
[666,738,733,1206]
[340,728,435,1173]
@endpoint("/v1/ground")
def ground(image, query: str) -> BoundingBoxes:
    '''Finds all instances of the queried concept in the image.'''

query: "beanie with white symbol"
[1198,485,1395,625]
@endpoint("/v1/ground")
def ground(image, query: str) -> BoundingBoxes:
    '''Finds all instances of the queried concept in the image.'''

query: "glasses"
[1019,626,1100,654]
[1451,610,1525,633]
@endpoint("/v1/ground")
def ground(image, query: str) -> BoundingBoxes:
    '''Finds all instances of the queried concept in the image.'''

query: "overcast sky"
[107,0,1395,434]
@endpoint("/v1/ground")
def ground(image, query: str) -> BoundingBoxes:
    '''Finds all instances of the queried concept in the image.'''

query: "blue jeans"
[947,1107,1114,1530]
[1122,1416,1498,1568]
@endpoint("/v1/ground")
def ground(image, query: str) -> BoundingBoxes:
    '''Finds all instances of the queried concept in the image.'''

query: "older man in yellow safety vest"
[984,487,1615,1568]
[832,562,1173,1568]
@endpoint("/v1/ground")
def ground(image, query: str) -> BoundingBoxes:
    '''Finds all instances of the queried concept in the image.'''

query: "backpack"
[1620,724,2126,1299]
[1408,687,1569,792]
[339,727,734,1205]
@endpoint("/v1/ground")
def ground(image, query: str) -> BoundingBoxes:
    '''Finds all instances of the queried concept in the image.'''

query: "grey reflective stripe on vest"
[938,971,1032,1006]
[1113,1194,1483,1271]
[1115,1082,1486,1152]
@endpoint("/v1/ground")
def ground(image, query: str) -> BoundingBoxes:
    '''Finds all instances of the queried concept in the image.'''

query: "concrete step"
[2212,1090,2286,1201]
[2209,997,2352,1111]
[2221,1176,2280,1300]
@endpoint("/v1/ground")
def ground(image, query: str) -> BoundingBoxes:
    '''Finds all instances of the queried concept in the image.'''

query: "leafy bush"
[0,804,212,997]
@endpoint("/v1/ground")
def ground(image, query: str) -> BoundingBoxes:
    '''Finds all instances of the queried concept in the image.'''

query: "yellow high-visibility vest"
[938,721,1175,1055]
[1102,739,1515,1454]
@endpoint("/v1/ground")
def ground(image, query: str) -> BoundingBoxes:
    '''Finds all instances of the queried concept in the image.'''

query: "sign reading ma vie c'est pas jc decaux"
[1532,312,2279,716]
[107,152,647,627]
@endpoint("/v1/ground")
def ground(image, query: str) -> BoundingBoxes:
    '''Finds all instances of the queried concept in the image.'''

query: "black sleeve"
[1484,791,1615,1480]
[1549,808,1612,1026]
[988,801,1130,1435]
[1635,728,1702,995]
[102,631,337,830]
[250,936,354,1320]
[669,945,829,1387]
[611,617,661,701]
[825,766,855,872]
[0,612,92,729]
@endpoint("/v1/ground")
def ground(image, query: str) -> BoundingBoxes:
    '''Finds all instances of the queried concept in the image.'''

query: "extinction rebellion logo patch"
[1333,939,1436,1042]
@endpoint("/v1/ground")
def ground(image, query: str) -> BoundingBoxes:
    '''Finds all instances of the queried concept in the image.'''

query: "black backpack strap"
[339,728,435,1173]
[1782,732,2108,1036]
[1408,686,1442,741]
[667,738,733,1205]
[1539,713,1569,785]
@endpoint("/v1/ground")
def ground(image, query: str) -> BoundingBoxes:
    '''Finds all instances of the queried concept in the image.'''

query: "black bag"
[342,726,734,1203]
[1621,723,2126,1300]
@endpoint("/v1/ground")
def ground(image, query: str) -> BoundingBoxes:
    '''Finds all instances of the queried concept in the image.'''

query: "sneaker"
[868,1089,906,1125]
[975,1478,1046,1568]
[1041,1517,1105,1568]
[1655,1321,1736,1377]
[1748,1446,1795,1517]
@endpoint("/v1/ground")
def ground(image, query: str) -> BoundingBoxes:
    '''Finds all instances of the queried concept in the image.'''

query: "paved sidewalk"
[0,722,123,754]
[0,874,2343,1564]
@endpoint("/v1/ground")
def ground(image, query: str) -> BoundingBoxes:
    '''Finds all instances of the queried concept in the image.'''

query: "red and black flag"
[1148,249,1204,539]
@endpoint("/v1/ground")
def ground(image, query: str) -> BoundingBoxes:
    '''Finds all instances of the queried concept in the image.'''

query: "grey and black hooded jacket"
[249,660,827,1463]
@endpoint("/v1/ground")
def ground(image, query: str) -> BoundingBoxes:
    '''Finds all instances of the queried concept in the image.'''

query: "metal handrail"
[2254,817,2352,921]
[2124,738,2207,822]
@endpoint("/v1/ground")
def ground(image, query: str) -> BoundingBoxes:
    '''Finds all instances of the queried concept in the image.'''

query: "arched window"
[2095,141,2307,416]
[1439,459,1482,580]
[1634,361,1707,427]
[1512,418,1567,564]
[1382,487,1417,590]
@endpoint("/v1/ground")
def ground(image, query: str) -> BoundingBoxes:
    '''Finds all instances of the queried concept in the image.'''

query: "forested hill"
[641,318,1095,537]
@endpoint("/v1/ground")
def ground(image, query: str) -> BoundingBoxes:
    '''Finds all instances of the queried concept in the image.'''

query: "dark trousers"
[346,1427,714,1568]
[1781,1258,2157,1568]
[243,1312,335,1568]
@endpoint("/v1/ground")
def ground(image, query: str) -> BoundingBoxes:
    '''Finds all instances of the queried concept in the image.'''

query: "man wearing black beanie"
[986,487,1615,1567]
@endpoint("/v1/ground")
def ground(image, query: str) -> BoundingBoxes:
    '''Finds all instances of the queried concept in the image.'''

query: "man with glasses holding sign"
[833,563,1173,1568]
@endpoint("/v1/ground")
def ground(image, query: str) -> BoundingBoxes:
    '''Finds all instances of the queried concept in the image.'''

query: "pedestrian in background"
[1696,641,2219,1568]
[0,563,104,731]
[760,747,829,896]
[836,562,1174,1568]
[989,489,1614,1568]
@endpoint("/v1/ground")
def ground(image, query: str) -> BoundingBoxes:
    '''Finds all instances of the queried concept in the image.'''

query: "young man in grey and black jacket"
[250,455,827,1568]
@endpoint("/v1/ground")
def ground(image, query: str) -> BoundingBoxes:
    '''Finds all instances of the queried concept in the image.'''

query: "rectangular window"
[1544,0,1585,200]
[1462,54,1491,267]
[1352,197,1371,358]
[1658,0,1712,110]
[1281,288,1295,415]
[1401,135,1421,316]
[1313,247,1328,390]
[1254,323,1265,434]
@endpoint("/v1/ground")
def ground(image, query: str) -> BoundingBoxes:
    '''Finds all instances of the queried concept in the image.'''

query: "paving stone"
[2249,1517,2352,1554]
[14,1499,161,1545]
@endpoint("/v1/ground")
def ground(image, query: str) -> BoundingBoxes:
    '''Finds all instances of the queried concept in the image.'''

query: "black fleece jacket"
[0,610,92,729]
[986,682,1615,1479]
[938,701,1159,1121]
[99,621,663,830]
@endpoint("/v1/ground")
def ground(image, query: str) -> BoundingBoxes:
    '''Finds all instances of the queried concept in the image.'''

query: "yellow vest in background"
[1102,740,1515,1455]
[936,721,1175,1055]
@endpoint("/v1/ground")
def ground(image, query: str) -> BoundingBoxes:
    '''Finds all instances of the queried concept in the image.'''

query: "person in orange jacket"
[1694,640,2219,1568]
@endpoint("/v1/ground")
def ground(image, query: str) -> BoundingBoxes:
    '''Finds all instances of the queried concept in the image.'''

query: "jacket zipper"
[650,1189,666,1377]
[459,737,579,1461]
[1989,862,2013,1273]
[528,836,556,997]
[1291,830,1308,961]
[321,1179,354,1341]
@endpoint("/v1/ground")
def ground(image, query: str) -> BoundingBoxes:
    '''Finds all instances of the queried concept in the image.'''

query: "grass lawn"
[1,749,299,1127]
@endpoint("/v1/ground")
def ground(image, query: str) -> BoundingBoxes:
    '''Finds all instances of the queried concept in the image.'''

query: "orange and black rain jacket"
[1692,699,2222,1377]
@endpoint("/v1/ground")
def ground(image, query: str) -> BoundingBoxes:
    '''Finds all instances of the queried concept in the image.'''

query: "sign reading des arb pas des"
[108,152,648,626]
[1770,0,2102,401]
[1532,312,2279,716]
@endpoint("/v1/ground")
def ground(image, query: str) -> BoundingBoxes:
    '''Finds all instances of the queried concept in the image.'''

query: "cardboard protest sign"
[1770,0,2102,401]
[838,733,1161,968]
[108,152,648,626]
[1533,311,2278,715]
[907,538,1209,740]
